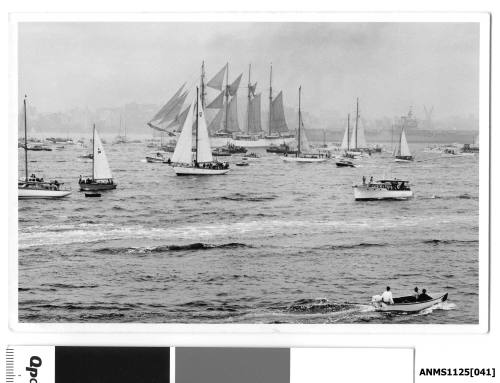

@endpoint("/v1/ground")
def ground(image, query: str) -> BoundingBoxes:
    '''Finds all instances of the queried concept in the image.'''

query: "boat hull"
[282,156,328,163]
[373,293,448,313]
[173,166,230,176]
[210,136,296,148]
[79,182,117,191]
[354,186,413,201]
[146,156,168,163]
[18,188,72,199]
[395,156,414,163]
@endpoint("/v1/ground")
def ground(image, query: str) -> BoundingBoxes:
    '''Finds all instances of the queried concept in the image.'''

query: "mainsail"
[350,122,367,148]
[270,91,288,133]
[171,101,195,164]
[195,91,214,163]
[206,65,227,90]
[208,108,224,135]
[341,124,349,150]
[166,105,190,132]
[225,96,240,132]
[157,91,188,125]
[397,129,412,157]
[93,128,113,180]
[247,93,262,133]
[299,121,311,153]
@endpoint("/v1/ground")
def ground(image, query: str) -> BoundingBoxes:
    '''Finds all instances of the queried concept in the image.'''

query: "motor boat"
[372,293,448,313]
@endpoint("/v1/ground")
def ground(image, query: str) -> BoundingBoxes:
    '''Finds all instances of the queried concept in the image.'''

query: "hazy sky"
[18,22,479,118]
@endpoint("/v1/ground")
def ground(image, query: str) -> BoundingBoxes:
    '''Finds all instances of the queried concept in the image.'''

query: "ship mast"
[92,123,95,181]
[247,64,251,134]
[195,87,199,163]
[268,63,273,136]
[354,97,359,149]
[224,63,229,133]
[298,86,301,155]
[347,113,350,151]
[23,96,28,182]
[201,61,206,108]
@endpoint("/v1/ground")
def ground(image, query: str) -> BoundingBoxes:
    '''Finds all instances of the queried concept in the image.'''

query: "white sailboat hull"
[173,166,230,176]
[394,157,413,163]
[18,188,72,199]
[354,186,413,201]
[282,156,328,163]
[210,136,296,148]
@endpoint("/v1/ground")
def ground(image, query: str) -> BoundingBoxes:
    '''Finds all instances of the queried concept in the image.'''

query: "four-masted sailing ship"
[79,124,117,190]
[18,96,72,199]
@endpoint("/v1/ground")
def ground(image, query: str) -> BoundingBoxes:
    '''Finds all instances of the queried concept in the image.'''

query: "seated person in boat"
[413,287,420,301]
[381,286,394,304]
[417,289,432,301]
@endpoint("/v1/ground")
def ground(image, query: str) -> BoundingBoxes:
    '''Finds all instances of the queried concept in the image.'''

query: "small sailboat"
[282,86,328,163]
[394,127,413,162]
[18,96,71,199]
[171,87,230,176]
[337,113,357,167]
[79,124,117,191]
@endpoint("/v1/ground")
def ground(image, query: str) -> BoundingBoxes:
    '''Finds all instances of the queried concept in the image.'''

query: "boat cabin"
[369,179,411,191]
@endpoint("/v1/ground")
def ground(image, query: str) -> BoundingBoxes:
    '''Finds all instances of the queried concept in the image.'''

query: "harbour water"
[18,142,479,324]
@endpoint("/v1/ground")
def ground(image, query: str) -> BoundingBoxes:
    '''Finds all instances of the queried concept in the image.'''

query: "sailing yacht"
[394,111,414,162]
[18,97,72,199]
[79,124,117,191]
[171,87,230,176]
[347,98,370,154]
[282,86,328,163]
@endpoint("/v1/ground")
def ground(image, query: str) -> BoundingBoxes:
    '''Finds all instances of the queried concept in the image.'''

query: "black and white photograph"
[14,17,488,326]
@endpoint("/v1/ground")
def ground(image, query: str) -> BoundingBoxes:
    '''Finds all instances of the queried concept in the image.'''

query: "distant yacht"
[353,178,413,201]
[18,96,72,199]
[171,87,230,176]
[394,109,414,162]
[79,124,117,191]
[282,86,328,163]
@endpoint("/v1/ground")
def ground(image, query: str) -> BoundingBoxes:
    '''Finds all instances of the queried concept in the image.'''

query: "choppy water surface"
[18,142,479,323]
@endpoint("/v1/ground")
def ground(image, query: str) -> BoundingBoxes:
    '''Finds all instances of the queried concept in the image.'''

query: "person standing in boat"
[381,286,394,304]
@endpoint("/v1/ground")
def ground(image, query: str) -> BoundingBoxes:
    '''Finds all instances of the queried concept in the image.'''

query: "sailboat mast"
[355,97,359,149]
[347,113,350,150]
[224,63,229,133]
[23,96,28,182]
[268,63,273,136]
[201,61,206,108]
[298,86,301,155]
[195,87,199,163]
[92,124,95,181]
[247,63,251,134]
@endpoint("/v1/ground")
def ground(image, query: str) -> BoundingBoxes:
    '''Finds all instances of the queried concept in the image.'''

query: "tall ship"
[146,62,295,148]
[18,96,72,199]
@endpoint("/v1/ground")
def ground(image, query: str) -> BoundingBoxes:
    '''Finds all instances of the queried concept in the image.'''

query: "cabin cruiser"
[146,152,170,163]
[19,175,71,199]
[353,178,413,200]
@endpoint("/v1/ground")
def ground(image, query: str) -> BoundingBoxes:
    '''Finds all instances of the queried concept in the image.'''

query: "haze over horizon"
[18,22,479,121]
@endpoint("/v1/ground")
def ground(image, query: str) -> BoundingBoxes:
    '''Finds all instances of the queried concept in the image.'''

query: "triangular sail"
[341,125,349,150]
[166,105,190,132]
[247,93,262,134]
[149,83,185,123]
[270,91,289,133]
[225,96,240,132]
[157,91,188,124]
[93,128,113,180]
[206,90,224,109]
[228,73,243,96]
[350,120,367,148]
[207,65,227,90]
[171,101,195,164]
[208,109,224,135]
[399,129,411,156]
[195,91,214,163]
[299,122,311,153]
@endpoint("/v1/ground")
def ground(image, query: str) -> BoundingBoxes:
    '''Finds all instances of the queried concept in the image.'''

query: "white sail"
[299,122,311,152]
[195,91,214,163]
[93,128,113,180]
[171,101,195,164]
[399,129,411,156]
[270,91,289,133]
[340,125,349,150]
[247,93,262,133]
[225,96,240,132]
